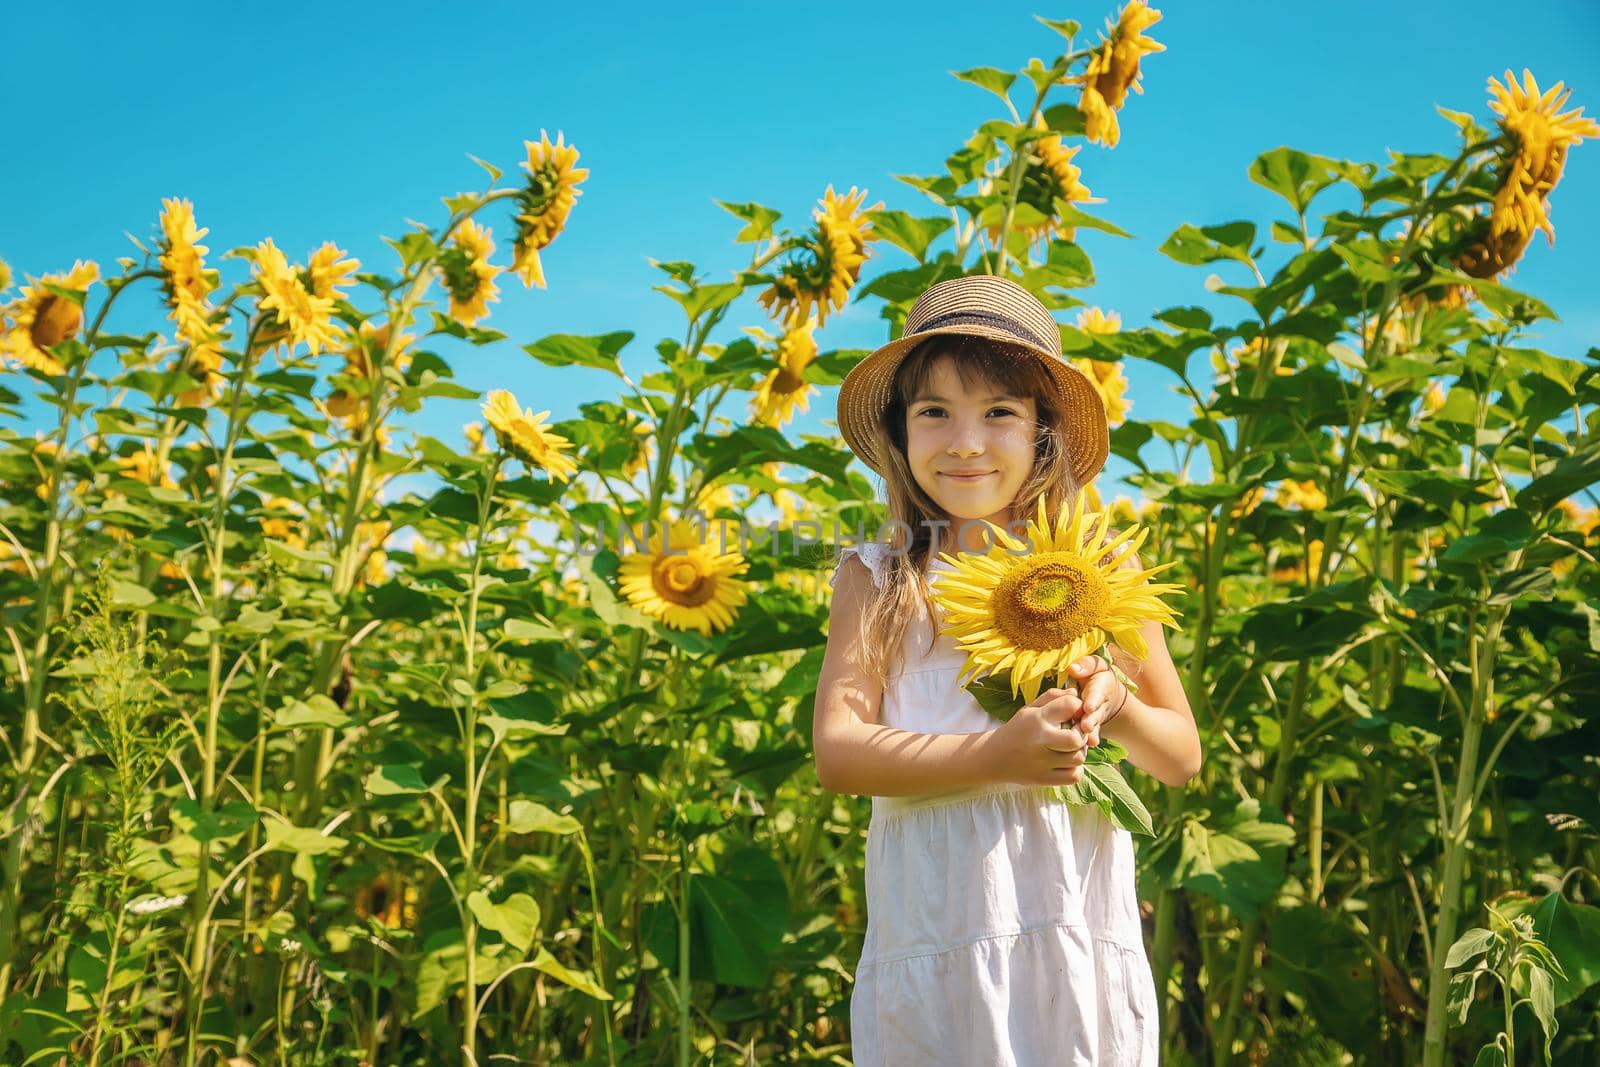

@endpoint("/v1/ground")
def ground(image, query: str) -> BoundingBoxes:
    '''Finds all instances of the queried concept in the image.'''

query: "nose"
[947,424,984,458]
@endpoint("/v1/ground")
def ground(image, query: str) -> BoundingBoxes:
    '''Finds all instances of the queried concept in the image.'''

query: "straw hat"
[836,275,1108,485]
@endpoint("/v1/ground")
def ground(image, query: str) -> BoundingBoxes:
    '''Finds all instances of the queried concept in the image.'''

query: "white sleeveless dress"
[830,541,1160,1066]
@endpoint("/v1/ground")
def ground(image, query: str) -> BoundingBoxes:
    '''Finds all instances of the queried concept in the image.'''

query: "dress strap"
[829,541,889,591]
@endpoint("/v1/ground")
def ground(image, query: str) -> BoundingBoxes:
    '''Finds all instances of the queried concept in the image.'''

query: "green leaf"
[1529,965,1558,1062]
[1516,442,1600,515]
[262,817,348,857]
[364,764,446,796]
[647,845,789,990]
[951,66,1016,103]
[504,800,582,836]
[1158,222,1255,267]
[468,890,541,953]
[275,695,349,729]
[351,830,444,858]
[522,332,632,377]
[1080,760,1155,837]
[714,200,782,244]
[869,210,953,263]
[964,671,1023,722]
[1444,927,1496,968]
[530,945,612,1000]
[1249,147,1344,214]
[655,281,742,324]
[1471,1044,1507,1067]
[1502,892,1600,1005]
[109,580,155,609]
[172,800,259,844]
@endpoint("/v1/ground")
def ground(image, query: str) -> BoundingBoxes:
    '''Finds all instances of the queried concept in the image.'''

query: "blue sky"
[4,1,1597,500]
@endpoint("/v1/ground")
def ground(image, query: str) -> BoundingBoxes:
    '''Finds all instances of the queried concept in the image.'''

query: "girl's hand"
[1065,654,1129,749]
[987,687,1090,787]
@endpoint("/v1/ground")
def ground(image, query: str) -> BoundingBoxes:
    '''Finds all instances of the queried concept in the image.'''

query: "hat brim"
[836,324,1109,486]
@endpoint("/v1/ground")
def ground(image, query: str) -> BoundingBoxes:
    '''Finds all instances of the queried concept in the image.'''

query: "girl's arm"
[1096,552,1202,787]
[812,555,1004,797]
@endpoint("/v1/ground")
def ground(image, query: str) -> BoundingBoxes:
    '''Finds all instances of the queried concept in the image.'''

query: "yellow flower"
[1276,479,1327,511]
[510,130,589,289]
[1230,485,1264,519]
[253,238,341,355]
[1067,0,1165,148]
[440,219,499,327]
[362,548,388,587]
[1273,539,1325,584]
[327,319,414,428]
[990,123,1104,251]
[463,421,488,455]
[616,515,750,636]
[1557,497,1599,538]
[1422,381,1446,415]
[1459,69,1598,279]
[621,420,654,481]
[1219,336,1295,378]
[929,486,1183,705]
[481,389,578,481]
[1,260,100,375]
[306,242,360,303]
[114,445,178,490]
[750,316,818,427]
[1075,307,1121,335]
[1070,354,1131,428]
[758,186,881,327]
[260,496,307,550]
[0,258,10,293]
[1109,494,1158,526]
[158,198,216,345]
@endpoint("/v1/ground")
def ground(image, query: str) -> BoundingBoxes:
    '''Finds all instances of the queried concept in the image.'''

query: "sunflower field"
[3,6,1599,1066]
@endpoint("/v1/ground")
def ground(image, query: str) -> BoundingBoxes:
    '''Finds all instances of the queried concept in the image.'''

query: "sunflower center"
[31,296,82,349]
[990,553,1113,652]
[773,368,805,395]
[653,555,717,607]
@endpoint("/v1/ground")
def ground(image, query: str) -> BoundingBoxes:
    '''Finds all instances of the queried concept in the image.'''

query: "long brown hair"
[854,333,1088,686]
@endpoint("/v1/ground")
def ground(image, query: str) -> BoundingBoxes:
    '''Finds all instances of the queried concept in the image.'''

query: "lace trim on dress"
[828,541,891,590]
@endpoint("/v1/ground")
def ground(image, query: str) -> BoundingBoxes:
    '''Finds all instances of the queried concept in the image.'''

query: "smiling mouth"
[941,471,995,481]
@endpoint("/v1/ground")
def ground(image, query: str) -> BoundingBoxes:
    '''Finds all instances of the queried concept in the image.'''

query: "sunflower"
[1229,485,1264,519]
[307,242,360,303]
[990,123,1104,251]
[750,315,818,427]
[616,515,750,636]
[930,487,1182,705]
[0,258,10,293]
[1421,381,1447,415]
[510,130,589,289]
[327,318,415,428]
[1069,350,1131,429]
[260,496,307,550]
[621,420,654,481]
[114,445,178,490]
[253,238,341,355]
[1458,69,1598,279]
[1272,539,1324,584]
[1276,479,1326,511]
[353,519,391,587]
[463,421,489,455]
[757,186,880,327]
[1213,335,1296,382]
[481,389,578,481]
[440,219,500,327]
[1,260,100,375]
[157,199,215,341]
[1067,0,1165,148]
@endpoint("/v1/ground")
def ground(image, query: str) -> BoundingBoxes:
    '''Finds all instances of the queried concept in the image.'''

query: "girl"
[813,275,1201,1065]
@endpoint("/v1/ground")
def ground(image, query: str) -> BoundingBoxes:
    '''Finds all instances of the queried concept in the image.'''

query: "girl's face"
[903,355,1039,552]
